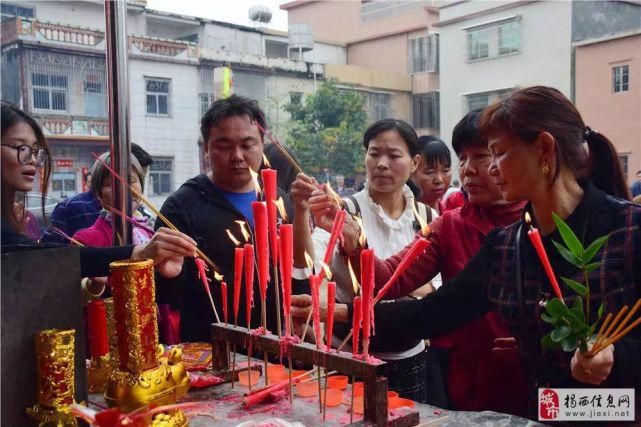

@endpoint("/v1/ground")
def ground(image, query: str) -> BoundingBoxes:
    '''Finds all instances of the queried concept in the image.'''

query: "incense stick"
[254,120,304,175]
[50,226,85,247]
[104,204,155,235]
[301,308,313,341]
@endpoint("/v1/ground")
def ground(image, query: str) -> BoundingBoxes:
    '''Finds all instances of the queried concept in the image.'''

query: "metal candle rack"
[211,324,419,426]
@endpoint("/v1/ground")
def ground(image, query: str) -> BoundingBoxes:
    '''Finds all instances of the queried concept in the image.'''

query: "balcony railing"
[32,114,109,137]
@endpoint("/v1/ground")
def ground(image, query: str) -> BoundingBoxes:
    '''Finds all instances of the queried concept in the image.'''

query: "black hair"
[1,101,52,233]
[417,135,451,168]
[131,143,153,168]
[362,119,419,156]
[200,95,266,142]
[452,109,485,156]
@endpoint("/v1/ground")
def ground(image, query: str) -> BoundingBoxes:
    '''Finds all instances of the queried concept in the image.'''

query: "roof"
[573,29,641,47]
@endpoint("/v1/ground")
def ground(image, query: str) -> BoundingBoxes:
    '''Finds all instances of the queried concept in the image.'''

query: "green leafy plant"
[540,213,608,353]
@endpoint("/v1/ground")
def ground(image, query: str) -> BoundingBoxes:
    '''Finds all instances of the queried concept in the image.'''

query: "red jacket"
[74,216,153,247]
[374,200,528,415]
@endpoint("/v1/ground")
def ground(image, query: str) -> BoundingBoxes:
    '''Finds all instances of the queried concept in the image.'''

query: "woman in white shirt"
[291,119,437,403]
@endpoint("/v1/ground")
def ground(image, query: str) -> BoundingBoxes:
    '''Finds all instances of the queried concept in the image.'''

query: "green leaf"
[541,313,558,324]
[585,262,601,273]
[583,235,609,263]
[546,298,568,317]
[552,240,582,268]
[569,307,586,324]
[572,296,583,312]
[551,325,571,342]
[562,336,578,352]
[552,213,584,258]
[561,277,588,296]
[541,333,560,349]
[597,302,606,318]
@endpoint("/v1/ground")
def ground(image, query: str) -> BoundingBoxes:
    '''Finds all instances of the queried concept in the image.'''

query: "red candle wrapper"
[251,201,270,301]
[87,300,109,358]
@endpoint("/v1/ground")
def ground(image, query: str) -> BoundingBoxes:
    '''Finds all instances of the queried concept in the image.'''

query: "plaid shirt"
[487,182,641,390]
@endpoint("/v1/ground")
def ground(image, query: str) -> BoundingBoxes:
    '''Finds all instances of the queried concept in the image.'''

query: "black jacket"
[155,174,304,342]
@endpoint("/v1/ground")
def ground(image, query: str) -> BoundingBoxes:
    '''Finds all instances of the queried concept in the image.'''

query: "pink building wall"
[575,33,641,185]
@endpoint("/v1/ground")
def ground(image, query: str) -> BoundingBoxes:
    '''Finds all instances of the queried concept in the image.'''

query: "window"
[1,2,34,20]
[369,93,391,121]
[149,157,173,195]
[32,72,67,111]
[145,78,170,116]
[409,34,439,73]
[265,40,289,59]
[413,92,440,130]
[619,154,629,177]
[613,65,629,93]
[466,17,521,61]
[199,93,214,117]
[84,75,107,117]
[465,89,512,112]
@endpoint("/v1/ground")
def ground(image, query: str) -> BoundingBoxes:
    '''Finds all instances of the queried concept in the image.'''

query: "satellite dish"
[249,5,272,24]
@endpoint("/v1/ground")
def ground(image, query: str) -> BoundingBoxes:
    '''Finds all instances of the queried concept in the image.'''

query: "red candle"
[360,249,374,358]
[221,281,228,324]
[326,282,336,350]
[261,169,279,263]
[251,201,270,301]
[233,247,244,325]
[279,224,293,336]
[87,300,109,358]
[527,226,564,301]
[374,237,430,303]
[322,209,347,267]
[309,274,322,349]
[352,296,362,356]
[244,243,255,328]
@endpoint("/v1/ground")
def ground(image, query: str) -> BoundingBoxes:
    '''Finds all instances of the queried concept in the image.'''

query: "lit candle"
[244,243,255,328]
[360,249,374,358]
[233,247,244,325]
[322,210,347,268]
[374,237,430,303]
[251,201,270,302]
[279,224,293,337]
[326,282,336,351]
[221,281,228,324]
[87,300,109,358]
[525,212,564,301]
[352,296,362,356]
[261,169,279,262]
[310,274,322,349]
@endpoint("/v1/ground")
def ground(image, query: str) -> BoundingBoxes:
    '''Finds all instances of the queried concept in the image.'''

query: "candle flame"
[250,168,262,197]
[326,181,342,207]
[235,220,251,242]
[524,212,532,225]
[304,251,314,271]
[226,229,241,246]
[214,271,224,282]
[353,215,367,247]
[412,203,431,237]
[348,259,360,295]
[275,197,288,221]
[319,260,333,280]
[262,153,272,169]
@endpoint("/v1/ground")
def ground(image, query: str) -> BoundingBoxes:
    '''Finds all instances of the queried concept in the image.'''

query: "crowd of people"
[2,84,640,421]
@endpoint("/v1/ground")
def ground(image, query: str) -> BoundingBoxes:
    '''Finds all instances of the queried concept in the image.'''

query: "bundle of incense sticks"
[588,298,641,357]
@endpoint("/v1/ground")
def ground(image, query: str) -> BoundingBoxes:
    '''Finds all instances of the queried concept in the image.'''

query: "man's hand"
[290,173,319,212]
[132,227,197,278]
[571,344,614,385]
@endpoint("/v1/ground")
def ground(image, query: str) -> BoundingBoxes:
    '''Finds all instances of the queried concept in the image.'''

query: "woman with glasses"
[1,101,196,279]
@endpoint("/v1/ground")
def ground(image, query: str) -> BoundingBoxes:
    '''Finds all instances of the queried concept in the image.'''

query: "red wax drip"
[87,300,109,358]
[251,201,270,301]
[233,247,244,324]
[244,243,255,328]
[527,228,564,300]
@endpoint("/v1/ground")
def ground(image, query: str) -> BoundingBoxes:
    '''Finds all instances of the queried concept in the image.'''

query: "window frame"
[145,77,171,117]
[412,92,440,130]
[31,72,68,112]
[148,156,174,196]
[613,65,630,93]
[465,16,521,62]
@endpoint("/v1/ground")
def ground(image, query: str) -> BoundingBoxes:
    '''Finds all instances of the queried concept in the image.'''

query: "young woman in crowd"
[73,152,153,246]
[410,136,464,214]
[290,119,437,403]
[293,86,639,417]
[1,102,196,280]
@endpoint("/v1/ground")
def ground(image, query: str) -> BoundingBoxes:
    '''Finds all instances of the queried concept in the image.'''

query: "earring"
[542,161,550,175]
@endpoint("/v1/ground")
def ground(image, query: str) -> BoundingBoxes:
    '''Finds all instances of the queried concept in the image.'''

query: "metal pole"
[105,0,132,245]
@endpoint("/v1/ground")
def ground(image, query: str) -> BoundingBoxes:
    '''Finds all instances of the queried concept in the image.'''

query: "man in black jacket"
[156,95,298,342]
